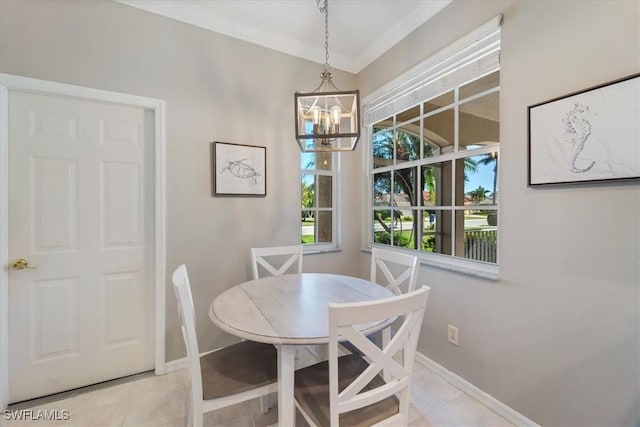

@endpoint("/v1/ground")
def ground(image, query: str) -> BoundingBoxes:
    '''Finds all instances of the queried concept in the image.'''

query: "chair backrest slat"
[370,247,419,295]
[251,245,303,279]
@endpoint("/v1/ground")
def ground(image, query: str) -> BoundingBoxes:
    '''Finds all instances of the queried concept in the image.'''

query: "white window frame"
[362,16,502,280]
[301,152,340,253]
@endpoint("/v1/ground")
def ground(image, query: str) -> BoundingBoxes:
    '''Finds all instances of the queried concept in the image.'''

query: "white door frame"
[0,73,167,409]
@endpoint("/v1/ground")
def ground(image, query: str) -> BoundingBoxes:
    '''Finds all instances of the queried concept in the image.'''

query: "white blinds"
[363,15,502,126]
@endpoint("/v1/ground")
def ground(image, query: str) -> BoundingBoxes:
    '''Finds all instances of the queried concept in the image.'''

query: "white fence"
[464,229,497,263]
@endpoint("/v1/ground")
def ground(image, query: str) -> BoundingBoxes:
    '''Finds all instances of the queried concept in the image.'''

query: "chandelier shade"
[294,0,360,152]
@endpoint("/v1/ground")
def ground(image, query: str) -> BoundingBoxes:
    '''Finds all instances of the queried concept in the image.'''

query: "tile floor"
[3,359,516,427]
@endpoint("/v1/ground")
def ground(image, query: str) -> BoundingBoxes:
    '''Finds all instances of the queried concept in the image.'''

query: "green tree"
[372,129,480,247]
[478,152,498,204]
[301,181,314,219]
[468,185,489,202]
[372,130,423,246]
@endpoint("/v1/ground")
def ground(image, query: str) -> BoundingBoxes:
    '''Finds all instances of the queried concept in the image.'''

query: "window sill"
[363,246,499,281]
[303,246,341,255]
[420,253,499,280]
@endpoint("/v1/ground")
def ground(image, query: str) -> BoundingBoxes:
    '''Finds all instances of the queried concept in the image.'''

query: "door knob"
[11,258,37,270]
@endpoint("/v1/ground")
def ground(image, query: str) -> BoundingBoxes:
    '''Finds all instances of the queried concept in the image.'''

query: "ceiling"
[116,0,451,73]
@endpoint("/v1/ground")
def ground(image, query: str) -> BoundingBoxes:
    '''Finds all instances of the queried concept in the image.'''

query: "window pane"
[316,152,332,171]
[422,210,437,252]
[393,168,417,207]
[301,174,315,208]
[301,152,315,170]
[301,210,315,244]
[420,210,452,256]
[421,161,452,206]
[460,71,499,100]
[317,175,332,208]
[424,91,454,114]
[372,117,393,133]
[459,91,500,149]
[392,209,418,250]
[422,139,439,159]
[455,157,468,206]
[373,171,391,206]
[372,129,394,168]
[424,108,454,154]
[396,122,420,162]
[372,210,392,243]
[397,105,420,124]
[316,211,332,243]
[456,211,497,263]
[461,153,498,206]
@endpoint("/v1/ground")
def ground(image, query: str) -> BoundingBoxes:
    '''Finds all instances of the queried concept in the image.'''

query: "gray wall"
[0,0,363,361]
[2,0,639,425]
[357,1,640,426]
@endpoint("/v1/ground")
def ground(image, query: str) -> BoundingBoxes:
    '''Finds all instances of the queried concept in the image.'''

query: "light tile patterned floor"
[3,360,515,427]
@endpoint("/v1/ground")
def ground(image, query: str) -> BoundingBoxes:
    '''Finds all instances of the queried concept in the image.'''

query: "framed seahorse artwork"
[528,73,639,186]
[212,141,266,196]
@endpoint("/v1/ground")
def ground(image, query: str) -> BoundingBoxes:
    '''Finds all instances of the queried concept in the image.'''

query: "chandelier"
[294,0,360,152]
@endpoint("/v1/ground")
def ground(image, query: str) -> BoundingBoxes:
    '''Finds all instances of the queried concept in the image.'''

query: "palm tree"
[372,129,484,247]
[468,185,489,202]
[372,131,421,245]
[478,152,498,204]
[464,157,479,179]
[373,130,451,247]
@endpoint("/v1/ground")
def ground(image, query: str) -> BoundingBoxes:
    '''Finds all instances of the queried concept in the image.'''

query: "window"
[301,151,337,249]
[364,16,501,276]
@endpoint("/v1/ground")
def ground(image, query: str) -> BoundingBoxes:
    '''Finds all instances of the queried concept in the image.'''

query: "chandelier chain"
[316,0,330,72]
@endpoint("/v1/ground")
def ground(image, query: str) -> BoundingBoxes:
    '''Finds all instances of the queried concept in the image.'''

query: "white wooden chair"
[294,286,430,426]
[368,248,420,358]
[172,265,278,427]
[370,247,419,295]
[251,245,303,279]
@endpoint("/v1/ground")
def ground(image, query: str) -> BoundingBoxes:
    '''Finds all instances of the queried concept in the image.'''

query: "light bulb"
[312,106,321,125]
[330,106,341,125]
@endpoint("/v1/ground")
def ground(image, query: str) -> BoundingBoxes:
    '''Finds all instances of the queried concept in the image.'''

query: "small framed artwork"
[528,73,639,186]
[212,141,266,196]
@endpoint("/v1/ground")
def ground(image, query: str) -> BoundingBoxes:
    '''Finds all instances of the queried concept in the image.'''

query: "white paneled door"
[8,91,154,403]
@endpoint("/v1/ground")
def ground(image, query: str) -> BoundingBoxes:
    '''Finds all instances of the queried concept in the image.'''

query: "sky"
[465,160,498,195]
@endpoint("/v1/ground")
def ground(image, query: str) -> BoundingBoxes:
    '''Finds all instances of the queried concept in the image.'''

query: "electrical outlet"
[448,325,459,346]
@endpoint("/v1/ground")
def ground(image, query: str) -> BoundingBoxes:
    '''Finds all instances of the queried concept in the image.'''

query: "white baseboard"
[162,357,188,374]
[415,352,539,427]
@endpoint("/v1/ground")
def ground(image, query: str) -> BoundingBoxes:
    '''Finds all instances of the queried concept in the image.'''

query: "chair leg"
[190,399,203,427]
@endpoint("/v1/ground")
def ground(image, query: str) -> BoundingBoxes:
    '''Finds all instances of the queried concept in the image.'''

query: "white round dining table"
[208,273,395,426]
